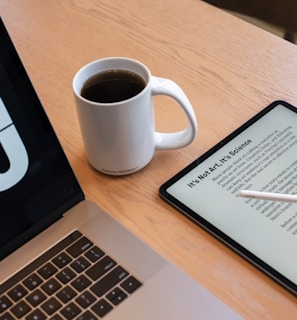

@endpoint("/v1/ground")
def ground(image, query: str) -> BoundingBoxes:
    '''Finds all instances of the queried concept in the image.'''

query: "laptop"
[0,18,242,320]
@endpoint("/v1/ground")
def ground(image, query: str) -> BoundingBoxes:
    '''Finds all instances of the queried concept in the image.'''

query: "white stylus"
[239,190,297,203]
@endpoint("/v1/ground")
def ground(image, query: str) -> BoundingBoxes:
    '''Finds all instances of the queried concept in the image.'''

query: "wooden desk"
[1,0,297,318]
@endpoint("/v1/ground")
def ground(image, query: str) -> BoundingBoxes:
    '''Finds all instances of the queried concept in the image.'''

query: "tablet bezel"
[159,100,297,296]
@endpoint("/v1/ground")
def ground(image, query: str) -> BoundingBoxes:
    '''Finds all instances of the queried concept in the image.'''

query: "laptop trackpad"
[108,263,242,320]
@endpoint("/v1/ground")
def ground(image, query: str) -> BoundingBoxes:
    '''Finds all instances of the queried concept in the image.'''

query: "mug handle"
[151,76,198,150]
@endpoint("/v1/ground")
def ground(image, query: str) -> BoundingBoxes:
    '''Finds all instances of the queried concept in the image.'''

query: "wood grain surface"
[1,0,297,318]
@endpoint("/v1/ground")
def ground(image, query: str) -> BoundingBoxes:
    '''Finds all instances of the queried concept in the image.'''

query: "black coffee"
[81,69,146,103]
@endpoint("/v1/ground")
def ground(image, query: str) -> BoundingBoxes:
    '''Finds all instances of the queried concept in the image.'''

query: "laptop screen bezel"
[0,18,84,260]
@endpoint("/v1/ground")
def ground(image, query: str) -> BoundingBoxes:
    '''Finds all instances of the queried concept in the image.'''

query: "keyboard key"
[41,278,61,295]
[11,300,31,318]
[41,297,62,315]
[121,276,142,293]
[0,295,12,312]
[52,252,72,268]
[60,302,81,319]
[8,284,28,301]
[84,246,104,262]
[66,237,93,258]
[26,289,46,307]
[76,310,97,320]
[70,257,91,273]
[75,290,96,308]
[0,312,15,320]
[38,263,58,279]
[71,275,91,292]
[91,299,113,318]
[86,256,116,281]
[106,287,127,305]
[23,273,43,290]
[56,267,76,284]
[56,286,77,303]
[91,266,128,297]
[25,308,46,320]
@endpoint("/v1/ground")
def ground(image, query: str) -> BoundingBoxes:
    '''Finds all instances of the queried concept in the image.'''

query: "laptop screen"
[0,18,84,260]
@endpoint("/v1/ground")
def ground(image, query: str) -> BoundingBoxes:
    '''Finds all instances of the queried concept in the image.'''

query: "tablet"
[160,100,297,296]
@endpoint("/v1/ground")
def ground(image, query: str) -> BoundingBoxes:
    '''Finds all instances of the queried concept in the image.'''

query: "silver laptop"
[0,18,242,320]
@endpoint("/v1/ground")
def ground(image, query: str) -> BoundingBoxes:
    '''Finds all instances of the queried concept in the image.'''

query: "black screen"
[0,18,84,260]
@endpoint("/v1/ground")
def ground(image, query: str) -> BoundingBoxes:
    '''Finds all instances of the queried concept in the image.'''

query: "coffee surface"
[81,69,146,103]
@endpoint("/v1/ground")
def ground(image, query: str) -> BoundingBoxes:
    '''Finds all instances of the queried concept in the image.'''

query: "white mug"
[73,57,197,175]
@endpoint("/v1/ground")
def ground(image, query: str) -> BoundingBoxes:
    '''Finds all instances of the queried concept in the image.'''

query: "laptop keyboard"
[0,230,142,320]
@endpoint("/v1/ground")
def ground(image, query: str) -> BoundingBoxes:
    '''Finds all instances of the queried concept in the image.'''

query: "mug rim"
[72,57,151,106]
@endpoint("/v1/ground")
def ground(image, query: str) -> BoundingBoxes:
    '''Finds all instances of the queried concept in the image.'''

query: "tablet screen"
[160,100,297,295]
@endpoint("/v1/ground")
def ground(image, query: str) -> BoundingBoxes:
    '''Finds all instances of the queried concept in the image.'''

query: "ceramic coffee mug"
[73,57,197,175]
